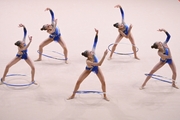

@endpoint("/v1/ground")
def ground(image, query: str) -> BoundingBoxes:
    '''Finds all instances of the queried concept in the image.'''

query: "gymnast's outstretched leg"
[168,61,178,89]
[58,36,68,64]
[67,70,91,99]
[35,38,53,61]
[140,61,165,89]
[25,57,37,84]
[128,33,139,60]
[96,68,109,101]
[108,34,123,59]
[1,57,21,83]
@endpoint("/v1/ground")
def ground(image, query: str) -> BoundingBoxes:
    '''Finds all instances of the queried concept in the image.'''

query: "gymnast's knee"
[5,64,11,69]
[31,66,35,71]
[172,71,177,77]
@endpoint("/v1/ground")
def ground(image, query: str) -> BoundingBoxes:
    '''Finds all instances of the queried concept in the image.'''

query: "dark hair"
[14,41,21,47]
[40,25,47,31]
[81,50,88,57]
[151,43,158,49]
[113,23,119,28]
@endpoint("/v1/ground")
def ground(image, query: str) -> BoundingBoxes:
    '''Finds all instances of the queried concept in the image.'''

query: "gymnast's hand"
[19,23,25,28]
[45,8,51,11]
[129,24,133,29]
[94,28,99,35]
[28,36,32,42]
[157,29,166,32]
[54,19,58,23]
[114,5,121,8]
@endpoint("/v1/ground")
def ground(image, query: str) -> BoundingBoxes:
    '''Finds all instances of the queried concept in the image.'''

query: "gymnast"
[68,29,109,101]
[35,8,68,63]
[140,29,178,89]
[1,24,36,84]
[108,4,139,60]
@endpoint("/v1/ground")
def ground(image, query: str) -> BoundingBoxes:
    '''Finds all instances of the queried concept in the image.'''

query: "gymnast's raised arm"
[92,28,98,52]
[45,8,57,32]
[158,29,171,44]
[45,8,55,24]
[19,24,27,42]
[114,4,125,24]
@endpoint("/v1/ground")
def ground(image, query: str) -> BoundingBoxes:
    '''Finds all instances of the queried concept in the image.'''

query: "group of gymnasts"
[0,4,178,101]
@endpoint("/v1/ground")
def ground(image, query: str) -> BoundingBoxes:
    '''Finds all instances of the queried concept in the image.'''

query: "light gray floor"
[0,0,180,120]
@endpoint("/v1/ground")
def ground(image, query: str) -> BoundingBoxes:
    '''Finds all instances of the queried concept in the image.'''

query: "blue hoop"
[145,74,172,84]
[37,50,66,60]
[1,74,35,87]
[108,43,139,55]
[76,90,105,94]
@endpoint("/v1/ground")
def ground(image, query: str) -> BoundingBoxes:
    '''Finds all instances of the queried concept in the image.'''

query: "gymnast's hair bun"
[81,51,88,57]
[113,23,119,28]
[14,41,21,47]
[40,25,47,31]
[151,43,158,49]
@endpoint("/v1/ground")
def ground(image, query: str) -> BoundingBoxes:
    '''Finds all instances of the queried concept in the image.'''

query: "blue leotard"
[48,10,61,42]
[16,50,28,59]
[119,7,129,35]
[85,35,99,74]
[86,55,98,74]
[160,32,172,64]
[16,27,28,60]
[123,25,129,35]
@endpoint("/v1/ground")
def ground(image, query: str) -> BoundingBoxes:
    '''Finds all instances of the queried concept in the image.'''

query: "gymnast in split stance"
[108,4,139,60]
[35,8,68,63]
[1,24,36,84]
[140,29,178,89]
[68,29,109,101]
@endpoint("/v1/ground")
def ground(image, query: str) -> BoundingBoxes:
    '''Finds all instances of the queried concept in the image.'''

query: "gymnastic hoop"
[1,74,35,87]
[76,90,105,94]
[37,50,65,60]
[145,74,172,84]
[108,43,139,55]
[74,90,105,105]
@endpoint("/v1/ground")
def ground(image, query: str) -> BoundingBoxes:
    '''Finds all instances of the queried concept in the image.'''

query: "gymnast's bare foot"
[135,56,140,60]
[104,97,110,101]
[32,81,38,85]
[67,95,75,100]
[0,79,3,85]
[34,58,42,62]
[0,78,5,85]
[172,84,179,89]
[65,59,68,64]
[139,86,145,90]
[108,57,112,60]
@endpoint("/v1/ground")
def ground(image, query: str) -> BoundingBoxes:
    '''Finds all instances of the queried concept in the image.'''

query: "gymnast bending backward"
[35,8,68,63]
[140,29,178,89]
[1,24,36,85]
[109,4,139,60]
[68,29,109,101]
